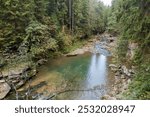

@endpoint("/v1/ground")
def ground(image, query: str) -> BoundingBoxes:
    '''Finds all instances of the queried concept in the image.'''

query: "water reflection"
[76,54,107,99]
[86,54,107,88]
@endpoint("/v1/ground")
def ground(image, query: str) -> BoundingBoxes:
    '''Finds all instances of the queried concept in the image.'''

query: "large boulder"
[0,81,11,99]
[2,66,31,79]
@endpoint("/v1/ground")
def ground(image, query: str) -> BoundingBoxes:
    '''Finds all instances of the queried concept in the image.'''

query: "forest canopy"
[0,0,108,58]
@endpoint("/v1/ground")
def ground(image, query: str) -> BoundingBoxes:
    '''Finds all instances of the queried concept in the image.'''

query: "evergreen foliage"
[109,0,150,99]
[0,0,107,58]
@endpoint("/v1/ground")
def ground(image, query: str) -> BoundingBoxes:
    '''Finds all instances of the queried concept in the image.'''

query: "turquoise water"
[26,53,112,100]
[6,52,114,100]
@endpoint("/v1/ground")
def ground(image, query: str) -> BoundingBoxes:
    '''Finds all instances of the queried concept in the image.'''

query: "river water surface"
[6,43,115,100]
[18,51,114,100]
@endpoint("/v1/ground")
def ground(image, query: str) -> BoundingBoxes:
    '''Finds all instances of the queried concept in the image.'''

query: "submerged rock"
[66,54,78,57]
[0,82,11,99]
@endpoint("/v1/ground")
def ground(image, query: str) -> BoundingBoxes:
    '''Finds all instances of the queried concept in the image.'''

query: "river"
[6,43,114,100]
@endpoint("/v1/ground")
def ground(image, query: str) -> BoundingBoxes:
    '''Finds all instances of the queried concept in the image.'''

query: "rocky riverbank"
[66,33,136,100]
[0,65,37,99]
[102,64,135,100]
[66,33,116,56]
[100,34,137,100]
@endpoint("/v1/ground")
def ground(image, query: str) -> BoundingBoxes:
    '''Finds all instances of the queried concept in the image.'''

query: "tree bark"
[68,0,74,34]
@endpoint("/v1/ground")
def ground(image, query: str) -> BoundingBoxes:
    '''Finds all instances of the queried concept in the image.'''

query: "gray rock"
[112,68,118,72]
[109,64,118,72]
[127,72,131,77]
[16,80,25,89]
[9,70,22,76]
[7,67,29,79]
[109,64,117,68]
[121,75,125,79]
[121,65,128,74]
[37,59,48,66]
[115,71,120,76]
[121,65,132,77]
[129,69,135,74]
[11,79,19,84]
[0,82,11,99]
[8,74,20,79]
[115,75,119,79]
[0,80,5,83]
[101,95,111,100]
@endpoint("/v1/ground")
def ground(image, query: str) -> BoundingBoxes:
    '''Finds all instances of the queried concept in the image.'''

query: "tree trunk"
[71,0,74,34]
[68,0,72,32]
[68,0,74,34]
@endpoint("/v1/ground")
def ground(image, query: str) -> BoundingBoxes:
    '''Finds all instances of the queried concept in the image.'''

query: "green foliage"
[125,61,150,100]
[110,0,150,59]
[23,21,57,55]
[46,0,108,37]
[115,0,149,41]
[117,38,128,62]
[47,0,68,29]
[0,0,109,67]
[107,12,119,35]
[76,0,107,35]
[110,0,150,99]
[0,0,33,52]
[1,0,108,48]
[107,0,121,35]
[56,32,73,53]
